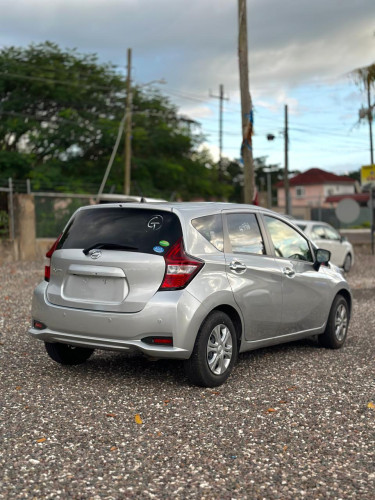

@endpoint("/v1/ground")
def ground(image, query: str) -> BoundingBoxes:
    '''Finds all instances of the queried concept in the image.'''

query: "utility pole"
[367,77,374,165]
[210,84,229,176]
[284,104,291,215]
[238,0,254,204]
[124,48,132,195]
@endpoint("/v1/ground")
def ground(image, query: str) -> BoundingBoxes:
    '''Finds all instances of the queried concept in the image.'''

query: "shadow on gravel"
[51,337,322,387]
[238,336,319,364]
[67,351,187,386]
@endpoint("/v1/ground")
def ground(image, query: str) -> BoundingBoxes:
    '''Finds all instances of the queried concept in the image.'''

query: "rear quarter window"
[191,214,224,251]
[57,207,182,255]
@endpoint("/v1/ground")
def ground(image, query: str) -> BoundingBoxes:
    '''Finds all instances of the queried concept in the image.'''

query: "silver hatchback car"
[29,203,352,387]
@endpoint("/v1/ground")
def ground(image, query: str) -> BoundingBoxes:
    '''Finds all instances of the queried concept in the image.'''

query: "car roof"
[77,201,282,220]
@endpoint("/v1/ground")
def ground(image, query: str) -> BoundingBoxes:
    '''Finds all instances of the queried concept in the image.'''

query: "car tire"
[343,254,352,273]
[318,295,349,349]
[184,311,238,387]
[45,342,94,365]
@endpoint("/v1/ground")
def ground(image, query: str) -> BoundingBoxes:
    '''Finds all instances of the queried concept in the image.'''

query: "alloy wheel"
[335,304,348,342]
[206,324,233,375]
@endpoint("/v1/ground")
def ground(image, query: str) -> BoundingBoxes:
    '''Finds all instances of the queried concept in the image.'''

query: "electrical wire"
[0,71,120,91]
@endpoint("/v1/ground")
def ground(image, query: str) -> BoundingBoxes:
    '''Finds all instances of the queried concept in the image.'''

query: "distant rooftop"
[325,193,369,205]
[277,168,355,187]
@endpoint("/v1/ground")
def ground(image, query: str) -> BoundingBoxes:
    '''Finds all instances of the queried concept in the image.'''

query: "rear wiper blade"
[83,243,138,255]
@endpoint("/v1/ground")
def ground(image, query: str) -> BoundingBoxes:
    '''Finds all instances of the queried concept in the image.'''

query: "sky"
[1,0,375,175]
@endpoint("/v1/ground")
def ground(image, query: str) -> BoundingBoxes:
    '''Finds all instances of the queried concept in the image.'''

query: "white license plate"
[63,275,127,304]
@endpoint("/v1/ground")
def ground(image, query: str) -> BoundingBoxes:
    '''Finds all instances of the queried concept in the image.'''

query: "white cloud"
[179,105,214,120]
[199,142,220,163]
[0,0,373,172]
[0,0,373,94]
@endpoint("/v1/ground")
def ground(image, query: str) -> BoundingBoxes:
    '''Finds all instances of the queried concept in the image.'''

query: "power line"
[0,71,119,91]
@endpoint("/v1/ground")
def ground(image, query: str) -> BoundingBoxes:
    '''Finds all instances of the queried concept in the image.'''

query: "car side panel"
[186,254,243,321]
[224,253,283,341]
[276,259,335,334]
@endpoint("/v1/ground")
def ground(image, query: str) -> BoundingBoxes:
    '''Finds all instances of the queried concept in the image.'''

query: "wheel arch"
[336,289,352,319]
[209,304,243,349]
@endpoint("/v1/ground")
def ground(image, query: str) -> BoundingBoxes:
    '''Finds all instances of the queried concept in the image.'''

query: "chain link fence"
[34,195,94,238]
[310,206,371,229]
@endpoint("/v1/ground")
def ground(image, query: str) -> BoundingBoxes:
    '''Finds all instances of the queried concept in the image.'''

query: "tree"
[352,63,375,90]
[0,42,229,200]
[218,155,285,204]
[351,62,375,126]
[0,42,124,187]
[347,170,360,183]
[351,62,375,164]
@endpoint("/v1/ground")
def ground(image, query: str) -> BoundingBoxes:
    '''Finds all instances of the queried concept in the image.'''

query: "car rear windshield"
[57,207,182,255]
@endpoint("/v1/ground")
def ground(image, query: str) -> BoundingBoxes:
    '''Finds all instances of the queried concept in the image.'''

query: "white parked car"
[295,220,354,272]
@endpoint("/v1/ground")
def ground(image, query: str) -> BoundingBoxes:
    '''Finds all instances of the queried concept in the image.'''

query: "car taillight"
[44,235,61,282]
[159,238,204,291]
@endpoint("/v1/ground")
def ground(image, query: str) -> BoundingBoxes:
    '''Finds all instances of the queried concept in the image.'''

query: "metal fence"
[2,177,374,239]
[34,194,93,238]
[311,206,371,230]
[12,178,164,238]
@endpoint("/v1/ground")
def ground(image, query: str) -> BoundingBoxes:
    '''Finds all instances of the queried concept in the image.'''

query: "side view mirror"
[340,235,348,243]
[314,248,331,270]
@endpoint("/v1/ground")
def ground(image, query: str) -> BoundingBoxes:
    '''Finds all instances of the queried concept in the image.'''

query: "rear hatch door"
[47,206,182,313]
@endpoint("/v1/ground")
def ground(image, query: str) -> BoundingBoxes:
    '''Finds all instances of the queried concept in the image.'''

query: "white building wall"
[323,184,355,197]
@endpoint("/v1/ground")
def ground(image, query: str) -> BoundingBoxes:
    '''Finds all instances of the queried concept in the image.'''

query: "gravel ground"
[0,249,374,499]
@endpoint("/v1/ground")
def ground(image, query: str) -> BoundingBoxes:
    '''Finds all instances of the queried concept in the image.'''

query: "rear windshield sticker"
[153,246,164,254]
[147,215,164,231]
[159,240,170,247]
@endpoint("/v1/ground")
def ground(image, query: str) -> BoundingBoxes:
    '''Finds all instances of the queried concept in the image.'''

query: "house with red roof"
[277,168,356,209]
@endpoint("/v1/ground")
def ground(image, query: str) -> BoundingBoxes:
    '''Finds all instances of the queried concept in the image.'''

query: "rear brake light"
[44,235,61,282]
[159,238,204,290]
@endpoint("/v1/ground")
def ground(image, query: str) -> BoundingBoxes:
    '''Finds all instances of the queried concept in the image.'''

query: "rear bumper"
[29,281,207,359]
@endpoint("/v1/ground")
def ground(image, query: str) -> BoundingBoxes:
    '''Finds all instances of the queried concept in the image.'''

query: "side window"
[311,225,327,239]
[324,226,341,241]
[226,213,265,255]
[191,214,224,252]
[264,216,313,262]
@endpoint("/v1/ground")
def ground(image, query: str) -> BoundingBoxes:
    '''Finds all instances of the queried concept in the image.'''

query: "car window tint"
[311,225,327,239]
[324,226,341,241]
[57,208,182,255]
[191,214,224,251]
[264,216,313,262]
[227,213,265,255]
[297,224,306,231]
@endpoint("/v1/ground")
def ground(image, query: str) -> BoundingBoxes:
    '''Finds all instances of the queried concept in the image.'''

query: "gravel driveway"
[0,249,374,499]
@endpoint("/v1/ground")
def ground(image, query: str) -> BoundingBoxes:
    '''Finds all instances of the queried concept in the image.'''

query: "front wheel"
[45,342,94,365]
[318,295,349,349]
[184,311,238,387]
[343,254,352,273]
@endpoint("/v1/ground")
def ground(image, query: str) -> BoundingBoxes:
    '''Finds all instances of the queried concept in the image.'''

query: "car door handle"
[282,266,295,278]
[229,260,247,274]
